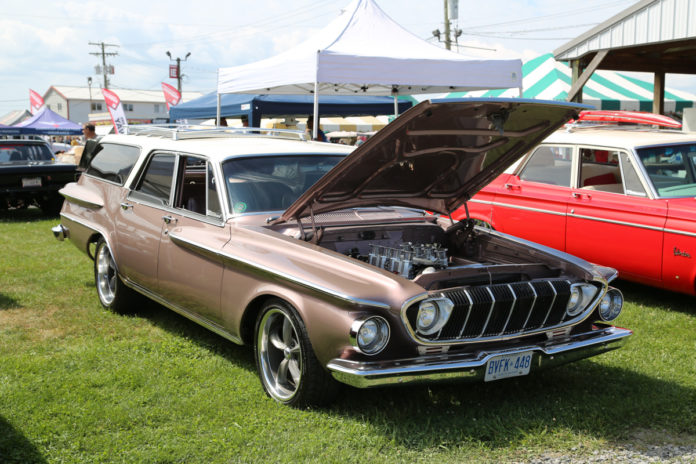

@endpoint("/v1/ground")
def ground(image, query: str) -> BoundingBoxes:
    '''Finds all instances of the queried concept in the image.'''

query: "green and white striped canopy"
[439,53,695,114]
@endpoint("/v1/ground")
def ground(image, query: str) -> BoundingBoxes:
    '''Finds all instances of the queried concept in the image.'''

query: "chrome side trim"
[488,200,696,238]
[568,212,664,233]
[663,227,696,238]
[328,326,632,388]
[492,201,566,216]
[168,232,392,310]
[121,277,243,345]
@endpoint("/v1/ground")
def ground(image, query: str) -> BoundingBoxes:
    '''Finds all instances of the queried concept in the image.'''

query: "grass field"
[1,208,695,463]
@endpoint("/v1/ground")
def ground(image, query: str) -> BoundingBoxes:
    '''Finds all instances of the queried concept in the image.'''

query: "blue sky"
[1,0,693,116]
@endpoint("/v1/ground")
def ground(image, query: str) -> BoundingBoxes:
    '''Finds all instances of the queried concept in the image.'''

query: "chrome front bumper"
[327,325,632,388]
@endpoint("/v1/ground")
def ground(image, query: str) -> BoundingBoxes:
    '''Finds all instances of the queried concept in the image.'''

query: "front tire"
[254,299,338,407]
[94,238,137,313]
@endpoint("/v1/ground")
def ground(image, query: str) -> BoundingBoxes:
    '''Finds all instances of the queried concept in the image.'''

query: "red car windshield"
[636,143,696,198]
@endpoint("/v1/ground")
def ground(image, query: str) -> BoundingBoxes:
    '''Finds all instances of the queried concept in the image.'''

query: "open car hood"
[279,99,588,222]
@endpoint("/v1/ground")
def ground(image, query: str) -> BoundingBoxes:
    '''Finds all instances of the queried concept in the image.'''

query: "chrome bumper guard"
[327,325,632,388]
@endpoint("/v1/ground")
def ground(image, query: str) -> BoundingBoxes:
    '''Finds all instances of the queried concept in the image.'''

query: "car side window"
[131,153,176,205]
[85,143,140,185]
[619,152,647,197]
[579,148,624,194]
[173,156,222,219]
[519,146,572,186]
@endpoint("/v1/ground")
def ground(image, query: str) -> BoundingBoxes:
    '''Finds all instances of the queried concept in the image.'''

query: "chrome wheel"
[257,307,303,402]
[95,240,117,306]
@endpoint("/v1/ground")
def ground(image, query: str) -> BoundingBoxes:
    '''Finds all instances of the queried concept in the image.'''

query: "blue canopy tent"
[14,107,82,135]
[169,93,412,126]
[0,123,35,135]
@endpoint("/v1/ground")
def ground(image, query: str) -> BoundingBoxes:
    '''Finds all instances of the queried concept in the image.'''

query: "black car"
[0,138,78,215]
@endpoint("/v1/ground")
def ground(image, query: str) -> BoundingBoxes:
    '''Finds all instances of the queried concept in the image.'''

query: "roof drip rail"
[124,124,308,141]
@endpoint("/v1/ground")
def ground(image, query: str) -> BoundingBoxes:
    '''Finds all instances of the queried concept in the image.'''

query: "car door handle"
[120,202,133,210]
[572,192,592,200]
[162,215,177,224]
[504,183,521,190]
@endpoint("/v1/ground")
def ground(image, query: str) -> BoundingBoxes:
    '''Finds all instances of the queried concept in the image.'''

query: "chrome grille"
[407,279,573,342]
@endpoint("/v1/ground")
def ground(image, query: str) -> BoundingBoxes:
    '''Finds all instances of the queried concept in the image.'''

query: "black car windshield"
[636,143,696,197]
[0,143,53,163]
[221,154,344,214]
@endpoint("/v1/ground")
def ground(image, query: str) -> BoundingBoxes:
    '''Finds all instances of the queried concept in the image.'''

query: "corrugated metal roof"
[555,0,696,61]
[46,86,203,103]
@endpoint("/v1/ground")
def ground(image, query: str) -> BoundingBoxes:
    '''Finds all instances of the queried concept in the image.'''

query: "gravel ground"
[525,444,696,463]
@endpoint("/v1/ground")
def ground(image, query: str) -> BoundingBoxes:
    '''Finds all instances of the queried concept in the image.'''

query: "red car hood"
[279,99,587,223]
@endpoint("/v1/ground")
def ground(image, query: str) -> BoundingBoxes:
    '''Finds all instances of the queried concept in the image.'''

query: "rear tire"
[93,238,138,313]
[254,298,339,407]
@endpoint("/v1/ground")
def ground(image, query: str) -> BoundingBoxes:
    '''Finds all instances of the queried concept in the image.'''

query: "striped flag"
[101,88,128,134]
[161,82,181,110]
[29,89,44,114]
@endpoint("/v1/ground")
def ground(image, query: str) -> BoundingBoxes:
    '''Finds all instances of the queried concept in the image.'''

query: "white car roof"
[544,126,696,149]
[98,132,354,162]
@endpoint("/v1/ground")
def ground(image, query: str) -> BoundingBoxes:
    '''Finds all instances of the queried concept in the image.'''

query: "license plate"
[484,351,532,381]
[22,177,42,188]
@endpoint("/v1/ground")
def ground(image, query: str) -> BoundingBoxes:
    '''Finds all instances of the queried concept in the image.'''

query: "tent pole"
[216,93,221,126]
[312,81,319,140]
[393,95,398,117]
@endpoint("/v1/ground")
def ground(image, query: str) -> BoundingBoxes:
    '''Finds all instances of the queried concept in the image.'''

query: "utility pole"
[433,1,460,51]
[166,51,191,94]
[443,0,451,50]
[89,42,119,89]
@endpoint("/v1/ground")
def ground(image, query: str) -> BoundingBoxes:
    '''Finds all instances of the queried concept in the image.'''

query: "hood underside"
[279,98,589,223]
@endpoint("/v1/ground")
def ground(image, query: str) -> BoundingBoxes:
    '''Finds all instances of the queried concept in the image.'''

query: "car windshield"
[0,143,53,163]
[636,143,696,197]
[221,154,344,214]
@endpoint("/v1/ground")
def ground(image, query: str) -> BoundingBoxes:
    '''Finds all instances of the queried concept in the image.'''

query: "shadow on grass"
[614,279,695,316]
[0,416,47,464]
[127,299,256,371]
[0,207,59,223]
[330,360,696,450]
[0,293,21,310]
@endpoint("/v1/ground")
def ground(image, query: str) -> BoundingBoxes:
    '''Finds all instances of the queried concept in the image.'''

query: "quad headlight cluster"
[415,297,454,336]
[351,316,390,355]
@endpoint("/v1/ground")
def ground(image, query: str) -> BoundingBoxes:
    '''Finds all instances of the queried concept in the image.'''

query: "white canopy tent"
[216,0,522,138]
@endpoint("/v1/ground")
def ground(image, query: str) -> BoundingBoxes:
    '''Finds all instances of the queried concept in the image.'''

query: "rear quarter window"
[86,143,140,185]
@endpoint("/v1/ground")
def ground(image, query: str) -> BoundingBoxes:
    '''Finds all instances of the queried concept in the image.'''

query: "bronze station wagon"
[52,99,632,407]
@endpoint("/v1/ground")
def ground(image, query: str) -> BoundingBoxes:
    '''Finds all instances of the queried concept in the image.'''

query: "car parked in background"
[458,114,696,295]
[52,99,631,407]
[0,138,78,215]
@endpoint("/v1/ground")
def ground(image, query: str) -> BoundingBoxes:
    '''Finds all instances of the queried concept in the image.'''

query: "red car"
[458,116,696,296]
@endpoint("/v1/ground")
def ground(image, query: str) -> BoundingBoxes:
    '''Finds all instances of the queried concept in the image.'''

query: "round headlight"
[417,301,438,333]
[415,297,454,336]
[351,316,390,355]
[598,288,623,321]
[566,283,599,317]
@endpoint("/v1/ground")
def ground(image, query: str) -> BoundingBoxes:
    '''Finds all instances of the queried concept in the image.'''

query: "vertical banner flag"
[101,88,128,134]
[161,82,181,110]
[29,89,44,114]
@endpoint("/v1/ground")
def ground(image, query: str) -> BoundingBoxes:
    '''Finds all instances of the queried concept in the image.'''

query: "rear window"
[0,143,53,162]
[86,143,140,185]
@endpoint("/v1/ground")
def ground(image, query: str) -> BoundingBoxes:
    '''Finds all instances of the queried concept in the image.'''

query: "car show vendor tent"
[14,107,82,135]
[445,54,696,114]
[0,123,34,135]
[216,0,522,138]
[169,93,412,126]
